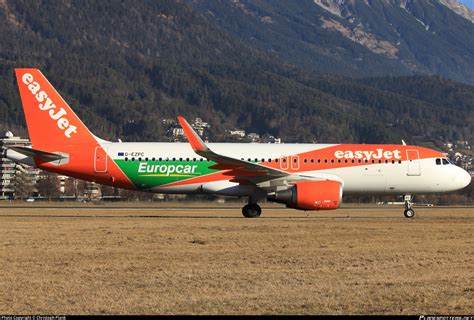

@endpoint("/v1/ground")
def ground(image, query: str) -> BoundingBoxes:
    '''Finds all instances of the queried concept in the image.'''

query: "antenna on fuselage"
[401,139,407,146]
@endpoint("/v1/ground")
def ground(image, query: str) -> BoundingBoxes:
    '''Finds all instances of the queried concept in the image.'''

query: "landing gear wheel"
[404,208,415,218]
[242,204,262,218]
[403,194,415,219]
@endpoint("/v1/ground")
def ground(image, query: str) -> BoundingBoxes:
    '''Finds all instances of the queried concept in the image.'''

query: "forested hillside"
[0,0,473,146]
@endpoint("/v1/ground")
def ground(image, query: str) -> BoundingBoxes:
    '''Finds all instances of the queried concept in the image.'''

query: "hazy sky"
[459,0,474,9]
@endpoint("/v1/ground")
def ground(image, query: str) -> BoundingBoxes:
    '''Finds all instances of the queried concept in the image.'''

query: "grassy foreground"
[0,205,473,314]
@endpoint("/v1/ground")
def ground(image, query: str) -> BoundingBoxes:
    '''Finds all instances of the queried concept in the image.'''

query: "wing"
[177,117,335,188]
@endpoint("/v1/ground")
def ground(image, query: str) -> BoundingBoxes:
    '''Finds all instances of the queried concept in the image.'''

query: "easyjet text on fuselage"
[334,149,402,160]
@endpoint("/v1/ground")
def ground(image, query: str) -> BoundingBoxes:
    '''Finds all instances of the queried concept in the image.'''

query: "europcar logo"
[22,73,78,138]
[334,149,402,160]
[138,163,198,176]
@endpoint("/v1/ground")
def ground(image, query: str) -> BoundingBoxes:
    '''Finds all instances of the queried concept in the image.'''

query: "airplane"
[6,69,471,218]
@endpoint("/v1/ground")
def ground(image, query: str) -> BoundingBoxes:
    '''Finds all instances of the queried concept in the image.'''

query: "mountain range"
[191,0,474,83]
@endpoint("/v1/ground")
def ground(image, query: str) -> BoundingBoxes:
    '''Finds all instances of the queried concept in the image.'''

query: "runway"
[1,204,473,314]
[0,204,472,221]
[4,204,474,210]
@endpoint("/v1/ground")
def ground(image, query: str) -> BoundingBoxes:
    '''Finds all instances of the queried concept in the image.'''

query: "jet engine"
[267,180,342,210]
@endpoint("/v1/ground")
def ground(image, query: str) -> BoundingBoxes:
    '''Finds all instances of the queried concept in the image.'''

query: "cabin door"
[406,149,421,176]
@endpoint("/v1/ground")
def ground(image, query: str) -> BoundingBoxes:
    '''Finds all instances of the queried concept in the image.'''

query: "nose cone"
[454,168,472,190]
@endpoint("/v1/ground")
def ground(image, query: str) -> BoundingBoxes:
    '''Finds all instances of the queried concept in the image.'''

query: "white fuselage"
[104,142,471,196]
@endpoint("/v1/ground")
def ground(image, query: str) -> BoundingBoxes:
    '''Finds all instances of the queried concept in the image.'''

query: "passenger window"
[442,159,449,165]
[436,158,441,165]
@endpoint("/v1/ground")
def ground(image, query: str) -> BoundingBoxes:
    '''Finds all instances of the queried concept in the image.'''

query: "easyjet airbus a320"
[6,69,471,218]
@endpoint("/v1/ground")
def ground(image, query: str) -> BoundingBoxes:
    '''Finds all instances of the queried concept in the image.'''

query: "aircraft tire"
[404,208,415,218]
[242,204,262,218]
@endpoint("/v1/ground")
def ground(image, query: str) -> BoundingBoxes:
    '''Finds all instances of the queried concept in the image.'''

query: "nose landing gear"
[403,195,415,218]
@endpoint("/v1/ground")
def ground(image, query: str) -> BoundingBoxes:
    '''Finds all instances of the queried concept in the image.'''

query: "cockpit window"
[448,158,456,165]
[436,158,441,165]
[442,158,449,165]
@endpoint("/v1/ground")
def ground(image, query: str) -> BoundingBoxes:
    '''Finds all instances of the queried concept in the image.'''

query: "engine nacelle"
[268,180,342,210]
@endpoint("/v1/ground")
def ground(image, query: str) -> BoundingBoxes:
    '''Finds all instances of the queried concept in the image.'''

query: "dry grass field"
[0,203,473,315]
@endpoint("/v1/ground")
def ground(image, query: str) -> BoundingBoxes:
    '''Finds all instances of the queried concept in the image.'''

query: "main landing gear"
[242,203,262,218]
[403,194,415,218]
[242,192,265,218]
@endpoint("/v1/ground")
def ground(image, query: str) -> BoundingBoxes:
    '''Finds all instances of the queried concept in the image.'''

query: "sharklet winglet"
[177,116,208,152]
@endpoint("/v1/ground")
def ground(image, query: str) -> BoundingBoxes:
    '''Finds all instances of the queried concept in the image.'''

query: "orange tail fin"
[15,68,97,150]
[14,68,135,190]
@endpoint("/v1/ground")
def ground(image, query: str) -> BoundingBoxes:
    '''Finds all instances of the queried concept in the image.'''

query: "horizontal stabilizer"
[8,146,66,161]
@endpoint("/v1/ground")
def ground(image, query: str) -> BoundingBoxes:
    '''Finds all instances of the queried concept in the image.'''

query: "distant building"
[0,131,39,199]
[161,118,176,125]
[57,175,68,194]
[172,127,184,137]
[191,118,210,136]
[83,181,101,200]
[262,135,282,144]
[228,129,246,138]
[247,133,260,142]
[444,142,454,151]
[165,117,210,139]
